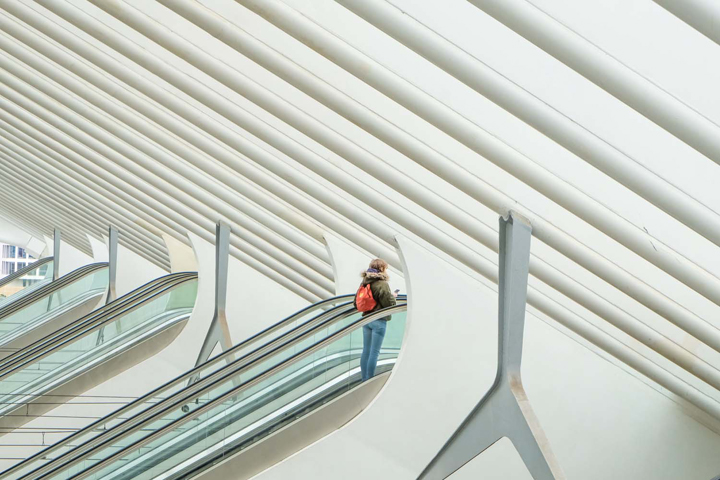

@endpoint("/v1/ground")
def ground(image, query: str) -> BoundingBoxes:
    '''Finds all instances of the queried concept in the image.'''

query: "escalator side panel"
[195,372,390,480]
[0,293,103,362]
[0,317,189,434]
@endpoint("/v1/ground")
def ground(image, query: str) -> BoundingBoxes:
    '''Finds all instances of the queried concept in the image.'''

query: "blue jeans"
[361,320,387,381]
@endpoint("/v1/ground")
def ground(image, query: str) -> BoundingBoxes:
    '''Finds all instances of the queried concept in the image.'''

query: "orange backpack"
[355,283,377,312]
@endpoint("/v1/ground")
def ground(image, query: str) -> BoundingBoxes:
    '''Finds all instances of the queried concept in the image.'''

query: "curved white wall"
[251,236,720,480]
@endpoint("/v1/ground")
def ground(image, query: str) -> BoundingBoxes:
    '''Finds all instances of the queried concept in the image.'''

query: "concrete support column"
[419,213,564,479]
[194,222,234,367]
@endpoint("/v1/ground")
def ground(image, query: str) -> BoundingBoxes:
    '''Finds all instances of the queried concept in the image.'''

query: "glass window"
[18,248,26,258]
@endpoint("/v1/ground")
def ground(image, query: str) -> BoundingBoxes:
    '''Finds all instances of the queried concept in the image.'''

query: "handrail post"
[194,221,233,368]
[52,228,60,281]
[106,226,118,304]
[418,212,564,480]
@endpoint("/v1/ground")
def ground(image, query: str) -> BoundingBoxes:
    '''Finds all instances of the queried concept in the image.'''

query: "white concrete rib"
[0,0,717,425]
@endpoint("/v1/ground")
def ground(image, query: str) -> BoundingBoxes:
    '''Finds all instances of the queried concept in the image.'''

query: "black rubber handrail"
[7,294,405,479]
[0,256,53,290]
[0,272,196,372]
[2,296,358,479]
[0,273,198,380]
[61,304,407,480]
[0,262,108,321]
[5,295,396,479]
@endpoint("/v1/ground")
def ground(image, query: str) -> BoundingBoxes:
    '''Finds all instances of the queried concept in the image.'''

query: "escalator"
[0,272,198,437]
[0,257,54,307]
[1,295,407,480]
[0,262,109,360]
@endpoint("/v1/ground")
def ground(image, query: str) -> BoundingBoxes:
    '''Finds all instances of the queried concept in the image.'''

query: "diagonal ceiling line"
[233,0,720,309]
[0,65,334,290]
[169,0,720,358]
[0,41,331,273]
[0,144,171,267]
[0,4,401,268]
[0,106,323,301]
[0,151,169,269]
[0,125,173,262]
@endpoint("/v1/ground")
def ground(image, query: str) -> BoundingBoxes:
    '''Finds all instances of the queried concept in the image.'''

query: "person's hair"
[369,258,388,272]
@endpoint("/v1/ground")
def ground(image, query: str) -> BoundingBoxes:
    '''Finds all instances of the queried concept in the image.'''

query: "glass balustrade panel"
[0,266,108,341]
[65,309,406,480]
[0,279,198,410]
[0,260,54,308]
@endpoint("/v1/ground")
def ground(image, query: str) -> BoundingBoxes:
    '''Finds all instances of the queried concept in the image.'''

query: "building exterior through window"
[0,242,41,298]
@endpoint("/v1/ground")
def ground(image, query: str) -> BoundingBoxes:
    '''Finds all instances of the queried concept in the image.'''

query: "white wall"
[111,240,168,298]
[87,234,108,262]
[162,233,198,273]
[324,233,405,296]
[188,232,308,347]
[251,237,720,480]
[43,236,93,276]
[0,217,44,257]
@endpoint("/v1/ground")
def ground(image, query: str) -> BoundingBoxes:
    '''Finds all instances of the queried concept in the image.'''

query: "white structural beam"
[419,213,564,480]
[169,0,720,360]
[0,32,331,272]
[87,0,522,270]
[0,5,400,269]
[462,0,720,166]
[106,226,118,304]
[0,84,331,297]
[652,0,720,46]
[0,172,94,252]
[0,69,334,295]
[0,107,322,302]
[22,0,720,396]
[0,141,172,263]
[194,222,234,368]
[0,129,174,266]
[0,152,170,269]
[236,0,720,312]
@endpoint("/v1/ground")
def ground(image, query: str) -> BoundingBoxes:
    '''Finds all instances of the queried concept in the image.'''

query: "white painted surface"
[43,236,93,276]
[448,438,532,480]
[162,233,197,273]
[250,237,720,480]
[188,232,308,347]
[0,216,33,250]
[87,234,108,262]
[0,217,46,257]
[0,1,718,476]
[111,239,167,298]
[523,316,720,479]
[25,237,47,259]
[323,233,405,296]
[252,235,497,479]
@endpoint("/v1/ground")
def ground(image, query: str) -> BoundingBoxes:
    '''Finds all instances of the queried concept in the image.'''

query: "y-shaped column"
[194,221,234,367]
[106,226,118,304]
[419,213,564,479]
[52,228,60,281]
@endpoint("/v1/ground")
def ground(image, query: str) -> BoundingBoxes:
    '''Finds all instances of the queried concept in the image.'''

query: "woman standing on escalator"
[355,258,396,381]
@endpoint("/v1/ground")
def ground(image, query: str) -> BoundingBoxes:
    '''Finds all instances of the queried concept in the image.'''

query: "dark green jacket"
[358,270,396,321]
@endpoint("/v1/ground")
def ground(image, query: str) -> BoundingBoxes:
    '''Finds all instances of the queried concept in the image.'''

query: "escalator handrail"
[0,307,196,418]
[0,273,195,371]
[0,256,53,290]
[63,303,408,480]
[0,262,108,321]
[0,274,198,380]
[5,295,373,479]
